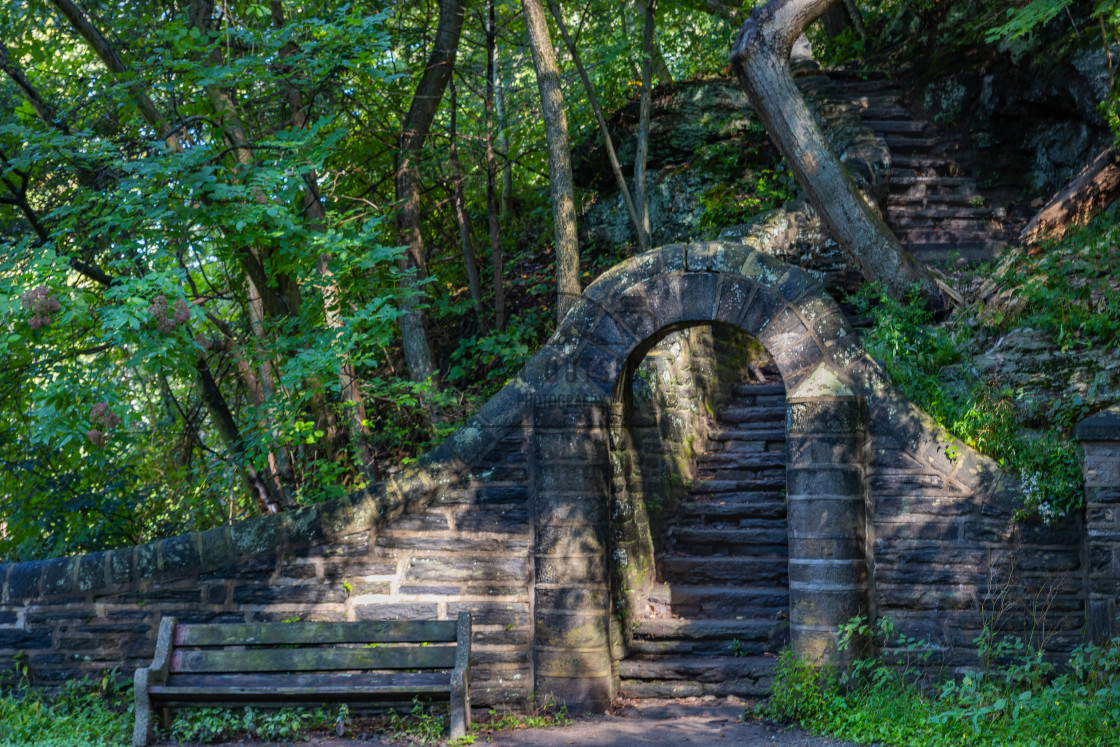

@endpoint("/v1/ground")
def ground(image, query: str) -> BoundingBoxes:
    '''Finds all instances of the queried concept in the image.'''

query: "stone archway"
[527,242,870,711]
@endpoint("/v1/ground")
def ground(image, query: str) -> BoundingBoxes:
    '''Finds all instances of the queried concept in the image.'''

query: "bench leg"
[132,669,152,747]
[450,671,470,741]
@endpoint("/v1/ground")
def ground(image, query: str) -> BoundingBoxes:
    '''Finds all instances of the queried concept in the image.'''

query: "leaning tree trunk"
[395,0,466,390]
[730,0,937,303]
[633,0,655,250]
[523,0,581,323]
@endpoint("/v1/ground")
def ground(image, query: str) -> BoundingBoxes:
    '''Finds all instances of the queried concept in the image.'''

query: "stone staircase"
[838,73,1024,268]
[619,381,789,698]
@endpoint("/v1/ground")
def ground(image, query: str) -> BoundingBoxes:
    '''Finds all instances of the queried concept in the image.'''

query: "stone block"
[787,466,863,498]
[535,554,607,586]
[232,585,346,605]
[788,537,864,561]
[535,647,612,679]
[1075,404,1120,441]
[536,586,610,612]
[532,437,610,476]
[535,526,607,557]
[198,527,232,570]
[161,534,201,575]
[534,673,613,713]
[686,240,751,274]
[454,509,529,534]
[777,267,821,302]
[448,601,530,628]
[77,552,107,592]
[534,495,607,528]
[0,629,52,650]
[536,432,608,462]
[788,558,866,587]
[612,291,660,342]
[231,515,282,557]
[535,611,609,648]
[738,287,786,338]
[787,399,865,435]
[714,276,756,325]
[532,402,609,431]
[353,603,440,621]
[787,434,861,465]
[42,557,76,596]
[789,588,866,629]
[8,563,40,600]
[773,335,825,384]
[404,556,527,583]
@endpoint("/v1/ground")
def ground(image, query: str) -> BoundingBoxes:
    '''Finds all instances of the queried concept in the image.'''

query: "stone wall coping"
[1075,403,1120,441]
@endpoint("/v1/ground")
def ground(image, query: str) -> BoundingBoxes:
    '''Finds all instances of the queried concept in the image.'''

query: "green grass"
[0,673,131,747]
[760,618,1120,747]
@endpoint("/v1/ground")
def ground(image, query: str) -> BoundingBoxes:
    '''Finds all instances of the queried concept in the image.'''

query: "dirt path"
[197,698,866,747]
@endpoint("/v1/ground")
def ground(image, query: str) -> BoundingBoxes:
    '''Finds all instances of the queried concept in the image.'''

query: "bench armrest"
[450,611,472,740]
[133,616,176,747]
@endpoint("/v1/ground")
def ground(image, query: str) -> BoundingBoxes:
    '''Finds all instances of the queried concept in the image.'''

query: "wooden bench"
[132,613,471,746]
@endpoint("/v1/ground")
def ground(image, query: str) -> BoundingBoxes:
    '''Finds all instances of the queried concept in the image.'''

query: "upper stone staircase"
[834,71,1028,268]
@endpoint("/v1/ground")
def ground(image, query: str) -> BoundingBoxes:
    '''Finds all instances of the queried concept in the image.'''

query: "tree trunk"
[447,79,485,322]
[395,0,466,388]
[730,0,938,303]
[633,0,655,250]
[1020,147,1120,246]
[486,0,507,331]
[523,0,581,322]
[548,0,648,252]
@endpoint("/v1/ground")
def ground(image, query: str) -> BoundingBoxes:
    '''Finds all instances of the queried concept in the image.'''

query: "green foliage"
[165,704,335,743]
[0,671,130,747]
[851,283,1085,521]
[699,166,797,231]
[382,697,447,744]
[762,617,1120,747]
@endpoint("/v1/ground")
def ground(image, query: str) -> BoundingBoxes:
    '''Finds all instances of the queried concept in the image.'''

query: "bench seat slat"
[174,620,457,647]
[164,671,450,690]
[171,645,455,674]
[151,684,450,698]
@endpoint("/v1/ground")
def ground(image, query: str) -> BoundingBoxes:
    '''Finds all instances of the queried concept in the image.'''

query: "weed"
[761,614,1120,747]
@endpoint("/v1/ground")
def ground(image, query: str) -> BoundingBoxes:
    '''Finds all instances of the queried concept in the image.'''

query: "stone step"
[664,586,789,617]
[860,105,911,120]
[889,193,985,208]
[633,618,783,642]
[619,674,771,699]
[730,383,786,397]
[677,499,787,522]
[891,155,962,171]
[884,135,942,151]
[717,405,787,424]
[709,429,787,443]
[672,527,788,556]
[907,243,1006,266]
[896,228,1010,245]
[688,477,786,494]
[620,655,774,682]
[864,119,928,135]
[890,175,973,189]
[694,451,787,470]
[695,469,784,485]
[891,205,997,220]
[850,94,904,110]
[659,557,788,585]
[840,78,899,93]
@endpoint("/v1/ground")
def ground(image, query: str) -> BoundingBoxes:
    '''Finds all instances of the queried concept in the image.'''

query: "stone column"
[785,395,870,661]
[531,398,613,712]
[1075,404,1120,643]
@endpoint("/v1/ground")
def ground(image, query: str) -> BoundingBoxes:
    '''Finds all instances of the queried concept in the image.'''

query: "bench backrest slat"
[174,620,457,647]
[170,644,456,674]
